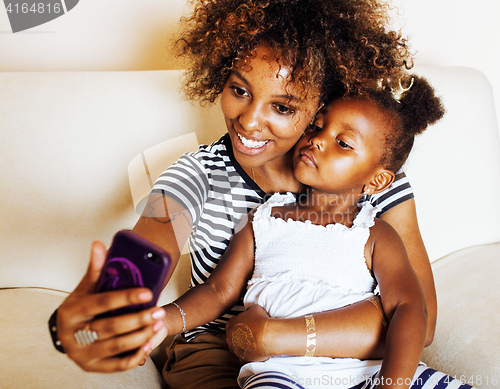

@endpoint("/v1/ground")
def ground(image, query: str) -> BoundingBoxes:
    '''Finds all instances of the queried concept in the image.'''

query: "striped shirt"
[151,133,414,340]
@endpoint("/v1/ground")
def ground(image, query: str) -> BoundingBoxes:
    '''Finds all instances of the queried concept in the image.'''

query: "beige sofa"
[1,66,499,388]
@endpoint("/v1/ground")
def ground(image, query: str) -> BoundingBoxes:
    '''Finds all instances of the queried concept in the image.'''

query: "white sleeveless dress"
[238,192,384,389]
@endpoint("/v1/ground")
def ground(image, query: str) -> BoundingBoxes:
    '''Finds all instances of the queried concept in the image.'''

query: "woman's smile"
[236,132,270,149]
[234,129,272,153]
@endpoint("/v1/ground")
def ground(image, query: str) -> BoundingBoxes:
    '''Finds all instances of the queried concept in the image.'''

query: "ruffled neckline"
[261,192,379,232]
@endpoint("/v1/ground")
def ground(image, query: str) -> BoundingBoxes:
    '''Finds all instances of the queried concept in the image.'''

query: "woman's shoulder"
[186,133,230,160]
[168,133,233,174]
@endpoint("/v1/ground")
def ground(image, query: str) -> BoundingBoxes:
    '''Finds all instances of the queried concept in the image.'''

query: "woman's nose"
[239,103,266,133]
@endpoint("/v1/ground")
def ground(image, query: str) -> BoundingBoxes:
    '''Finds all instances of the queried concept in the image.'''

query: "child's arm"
[370,219,428,389]
[162,214,256,335]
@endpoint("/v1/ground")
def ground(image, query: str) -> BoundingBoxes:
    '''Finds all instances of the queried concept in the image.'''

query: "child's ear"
[364,169,395,195]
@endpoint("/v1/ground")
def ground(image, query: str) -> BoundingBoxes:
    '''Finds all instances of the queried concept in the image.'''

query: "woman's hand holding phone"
[56,240,168,372]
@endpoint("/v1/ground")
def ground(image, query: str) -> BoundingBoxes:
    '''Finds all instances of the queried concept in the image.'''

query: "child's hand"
[226,304,271,362]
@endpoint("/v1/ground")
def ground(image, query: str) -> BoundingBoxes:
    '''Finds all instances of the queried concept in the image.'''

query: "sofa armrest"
[421,243,500,385]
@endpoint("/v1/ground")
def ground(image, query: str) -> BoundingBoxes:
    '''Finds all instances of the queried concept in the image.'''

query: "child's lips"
[299,148,317,167]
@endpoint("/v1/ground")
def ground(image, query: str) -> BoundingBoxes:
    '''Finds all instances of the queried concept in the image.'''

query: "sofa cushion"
[421,242,500,383]
[0,71,225,292]
[0,288,166,388]
[405,66,500,263]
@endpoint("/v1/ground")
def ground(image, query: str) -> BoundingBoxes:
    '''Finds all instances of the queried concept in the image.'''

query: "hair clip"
[391,77,414,103]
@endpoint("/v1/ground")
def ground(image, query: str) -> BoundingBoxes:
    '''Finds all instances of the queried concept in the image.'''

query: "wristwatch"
[48,309,66,353]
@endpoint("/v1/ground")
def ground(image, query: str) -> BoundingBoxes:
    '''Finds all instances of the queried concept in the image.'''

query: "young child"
[159,76,473,389]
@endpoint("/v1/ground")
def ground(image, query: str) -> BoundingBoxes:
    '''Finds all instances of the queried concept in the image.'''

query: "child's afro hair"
[365,75,445,172]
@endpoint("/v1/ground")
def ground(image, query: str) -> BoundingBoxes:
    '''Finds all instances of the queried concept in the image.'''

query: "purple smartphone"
[95,230,171,317]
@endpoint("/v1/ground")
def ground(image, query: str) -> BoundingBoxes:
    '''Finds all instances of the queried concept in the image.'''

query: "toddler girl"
[161,75,466,389]
[161,75,476,389]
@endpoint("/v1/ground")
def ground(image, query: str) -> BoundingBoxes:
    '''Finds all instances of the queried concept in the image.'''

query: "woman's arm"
[379,198,437,345]
[57,193,193,372]
[227,198,435,360]
[370,219,427,389]
[227,296,387,361]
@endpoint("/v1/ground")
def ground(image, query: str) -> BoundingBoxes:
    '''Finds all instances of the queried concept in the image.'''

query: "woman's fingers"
[83,322,159,360]
[67,318,165,372]
[72,288,154,319]
[89,307,166,342]
[59,295,164,354]
[83,344,151,373]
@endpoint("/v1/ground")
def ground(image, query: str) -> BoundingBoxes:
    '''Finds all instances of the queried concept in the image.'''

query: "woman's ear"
[364,169,395,195]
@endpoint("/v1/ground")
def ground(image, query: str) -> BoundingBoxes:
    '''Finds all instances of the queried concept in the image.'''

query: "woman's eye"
[273,104,294,115]
[305,124,322,133]
[337,139,352,149]
[230,86,248,97]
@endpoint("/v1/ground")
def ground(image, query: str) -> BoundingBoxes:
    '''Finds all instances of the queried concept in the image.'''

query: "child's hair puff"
[367,76,445,172]
[175,0,413,104]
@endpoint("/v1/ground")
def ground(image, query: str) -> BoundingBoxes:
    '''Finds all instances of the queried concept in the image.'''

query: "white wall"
[391,0,500,126]
[0,1,188,71]
[0,0,499,123]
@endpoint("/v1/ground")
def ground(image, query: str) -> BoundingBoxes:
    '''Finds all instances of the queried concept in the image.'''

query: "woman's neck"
[247,150,301,194]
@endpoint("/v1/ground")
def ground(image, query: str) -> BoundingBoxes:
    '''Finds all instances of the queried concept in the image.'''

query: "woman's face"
[220,45,320,169]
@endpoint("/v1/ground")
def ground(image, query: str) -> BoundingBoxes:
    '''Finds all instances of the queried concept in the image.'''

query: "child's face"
[220,44,320,169]
[293,98,390,197]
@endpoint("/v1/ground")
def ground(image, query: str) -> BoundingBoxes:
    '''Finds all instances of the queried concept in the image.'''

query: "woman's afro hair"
[174,0,413,104]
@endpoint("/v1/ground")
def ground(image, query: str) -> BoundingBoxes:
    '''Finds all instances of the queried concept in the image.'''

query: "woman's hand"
[226,304,271,363]
[57,241,167,372]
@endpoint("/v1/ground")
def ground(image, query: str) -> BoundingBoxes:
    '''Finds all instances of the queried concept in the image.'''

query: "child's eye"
[272,103,295,115]
[337,139,352,149]
[229,86,248,98]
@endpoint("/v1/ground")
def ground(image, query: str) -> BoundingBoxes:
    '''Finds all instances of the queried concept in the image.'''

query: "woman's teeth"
[237,133,269,148]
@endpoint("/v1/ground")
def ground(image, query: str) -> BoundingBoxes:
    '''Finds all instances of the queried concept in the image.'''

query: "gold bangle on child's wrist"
[305,314,316,357]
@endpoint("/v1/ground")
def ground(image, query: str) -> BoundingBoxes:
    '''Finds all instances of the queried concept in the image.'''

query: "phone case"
[95,230,171,317]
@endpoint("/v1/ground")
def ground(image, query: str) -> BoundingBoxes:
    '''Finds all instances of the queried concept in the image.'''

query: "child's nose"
[309,135,324,150]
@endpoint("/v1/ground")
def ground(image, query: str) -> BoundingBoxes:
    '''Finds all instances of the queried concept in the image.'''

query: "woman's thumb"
[74,240,107,294]
[88,240,107,282]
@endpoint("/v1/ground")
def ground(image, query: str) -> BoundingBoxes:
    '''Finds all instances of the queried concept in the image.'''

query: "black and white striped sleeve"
[150,153,209,226]
[367,170,414,218]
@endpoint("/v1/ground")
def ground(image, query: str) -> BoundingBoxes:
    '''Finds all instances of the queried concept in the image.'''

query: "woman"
[52,1,437,387]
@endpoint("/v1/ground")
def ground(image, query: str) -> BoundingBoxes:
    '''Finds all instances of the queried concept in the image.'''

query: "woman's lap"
[163,332,243,389]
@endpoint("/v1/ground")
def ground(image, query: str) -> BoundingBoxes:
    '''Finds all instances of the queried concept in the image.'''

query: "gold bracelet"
[305,314,316,357]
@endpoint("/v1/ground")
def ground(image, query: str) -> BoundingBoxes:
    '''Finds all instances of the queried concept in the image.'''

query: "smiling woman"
[51,1,438,388]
